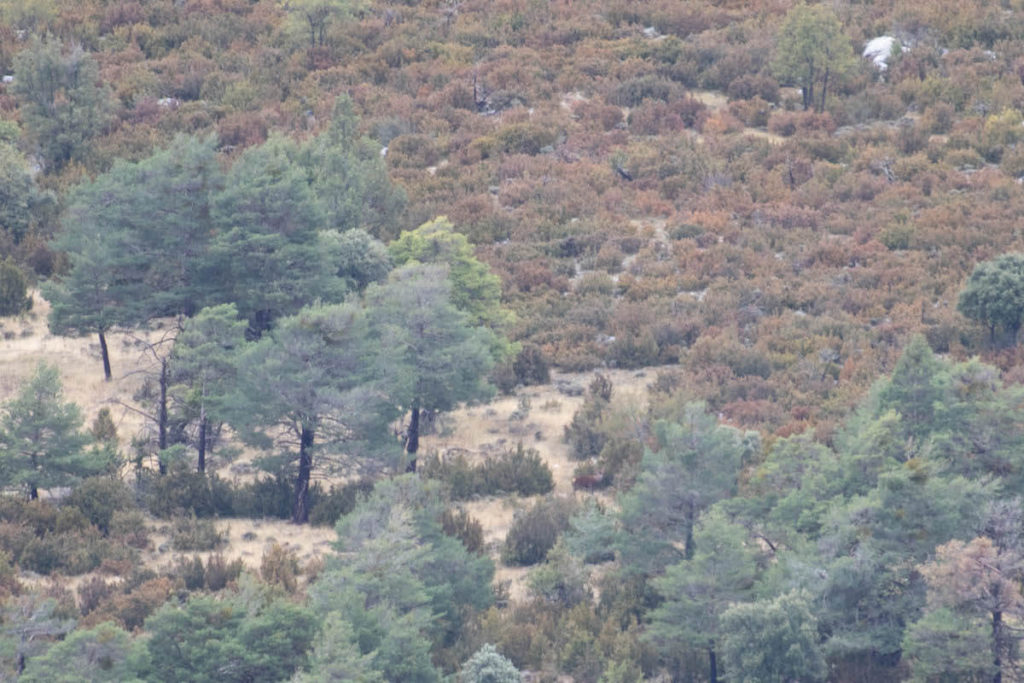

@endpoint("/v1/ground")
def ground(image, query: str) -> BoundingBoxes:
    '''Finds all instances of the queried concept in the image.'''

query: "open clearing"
[1,293,654,599]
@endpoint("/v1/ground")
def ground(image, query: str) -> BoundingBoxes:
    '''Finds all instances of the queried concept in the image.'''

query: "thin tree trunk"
[407,403,420,454]
[405,402,420,473]
[293,424,315,524]
[197,412,207,473]
[158,357,168,474]
[819,66,830,113]
[684,500,696,559]
[99,330,112,381]
[993,608,1003,683]
[709,646,718,683]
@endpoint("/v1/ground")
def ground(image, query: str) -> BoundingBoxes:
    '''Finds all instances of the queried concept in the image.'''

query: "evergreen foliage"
[0,259,32,317]
[0,364,106,499]
[958,253,1024,346]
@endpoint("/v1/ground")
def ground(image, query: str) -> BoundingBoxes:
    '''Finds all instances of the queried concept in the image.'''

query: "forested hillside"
[3,0,1024,679]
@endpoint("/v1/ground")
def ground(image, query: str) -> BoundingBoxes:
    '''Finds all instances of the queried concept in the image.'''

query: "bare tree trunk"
[197,412,207,473]
[293,424,315,524]
[993,608,1003,683]
[99,330,112,381]
[819,66,830,113]
[709,646,718,683]
[405,402,420,473]
[157,357,168,474]
[684,500,696,559]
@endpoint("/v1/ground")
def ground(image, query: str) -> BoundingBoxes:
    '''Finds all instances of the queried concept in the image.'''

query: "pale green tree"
[617,404,758,574]
[45,135,223,379]
[231,302,386,523]
[294,614,383,683]
[11,35,113,172]
[772,4,856,112]
[19,622,142,683]
[310,476,493,680]
[389,217,511,330]
[281,0,365,57]
[207,134,346,337]
[170,304,250,472]
[719,591,827,683]
[301,95,406,237]
[958,253,1024,346]
[646,509,761,683]
[459,644,521,683]
[0,363,106,499]
[366,264,498,466]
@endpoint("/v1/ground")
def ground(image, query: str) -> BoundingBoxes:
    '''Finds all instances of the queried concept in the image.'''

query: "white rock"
[863,36,896,70]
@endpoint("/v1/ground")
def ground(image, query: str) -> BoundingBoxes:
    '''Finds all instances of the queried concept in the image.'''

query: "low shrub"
[480,444,554,496]
[261,543,299,593]
[421,444,554,500]
[512,344,551,386]
[0,258,32,317]
[141,467,216,519]
[227,473,295,520]
[109,509,150,549]
[82,577,174,631]
[502,498,577,566]
[203,554,243,591]
[169,514,223,551]
[78,576,114,615]
[67,477,135,535]
[440,507,485,554]
[0,498,139,575]
[308,479,375,527]
[609,75,681,106]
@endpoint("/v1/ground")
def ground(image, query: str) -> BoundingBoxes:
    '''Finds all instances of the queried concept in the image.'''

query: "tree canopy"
[0,363,107,499]
[958,253,1024,346]
[772,4,856,112]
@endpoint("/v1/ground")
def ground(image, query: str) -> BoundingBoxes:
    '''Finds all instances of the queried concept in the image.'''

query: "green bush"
[564,375,613,460]
[480,444,555,496]
[512,344,551,386]
[308,479,375,527]
[169,554,243,592]
[228,474,291,518]
[67,476,135,535]
[177,555,206,591]
[260,543,299,593]
[169,514,223,551]
[0,498,138,575]
[142,466,217,519]
[441,506,485,554]
[502,498,576,566]
[109,509,150,549]
[609,75,681,106]
[422,444,554,500]
[420,451,483,500]
[203,554,243,591]
[0,258,31,317]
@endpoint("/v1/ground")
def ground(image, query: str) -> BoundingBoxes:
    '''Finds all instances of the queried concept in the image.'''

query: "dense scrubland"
[3,0,1024,680]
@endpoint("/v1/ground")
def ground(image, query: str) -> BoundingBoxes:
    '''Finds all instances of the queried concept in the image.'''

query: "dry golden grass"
[691,88,785,145]
[2,294,655,604]
[421,367,653,599]
[0,292,168,445]
[144,517,336,575]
